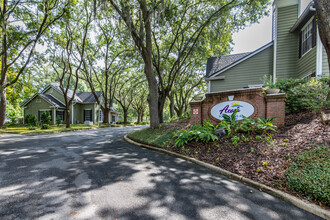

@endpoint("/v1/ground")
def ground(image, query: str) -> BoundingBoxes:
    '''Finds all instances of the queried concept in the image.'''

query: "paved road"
[0,127,322,220]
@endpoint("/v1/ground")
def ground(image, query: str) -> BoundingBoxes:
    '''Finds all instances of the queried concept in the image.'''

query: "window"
[299,18,316,58]
[56,110,65,121]
[84,110,92,122]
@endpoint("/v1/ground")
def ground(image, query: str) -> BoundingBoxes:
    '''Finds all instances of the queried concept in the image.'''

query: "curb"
[124,135,330,220]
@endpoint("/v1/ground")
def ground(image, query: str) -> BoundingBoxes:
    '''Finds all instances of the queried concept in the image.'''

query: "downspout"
[273,6,278,84]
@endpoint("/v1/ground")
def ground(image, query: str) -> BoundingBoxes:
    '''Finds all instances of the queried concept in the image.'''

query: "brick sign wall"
[190,88,287,127]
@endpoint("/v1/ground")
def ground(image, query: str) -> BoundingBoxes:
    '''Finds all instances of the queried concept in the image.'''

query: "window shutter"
[38,111,41,121]
[299,32,302,58]
[312,17,316,48]
[84,110,86,121]
[90,110,93,122]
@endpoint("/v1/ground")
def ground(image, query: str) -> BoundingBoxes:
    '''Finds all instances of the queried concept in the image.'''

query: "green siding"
[44,87,65,103]
[210,45,273,92]
[322,47,329,75]
[276,5,299,79]
[297,47,316,78]
[24,96,55,124]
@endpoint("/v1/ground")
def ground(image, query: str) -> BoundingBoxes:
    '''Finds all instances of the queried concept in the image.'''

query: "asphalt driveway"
[0,127,322,220]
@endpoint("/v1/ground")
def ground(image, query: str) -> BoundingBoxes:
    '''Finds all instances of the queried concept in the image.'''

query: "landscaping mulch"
[164,111,330,208]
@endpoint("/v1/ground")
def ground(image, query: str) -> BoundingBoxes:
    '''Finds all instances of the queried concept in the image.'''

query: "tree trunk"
[140,111,144,123]
[145,59,159,128]
[158,92,167,123]
[102,108,110,124]
[65,108,70,128]
[169,93,175,118]
[123,109,128,124]
[137,111,141,124]
[0,87,6,128]
[315,0,330,70]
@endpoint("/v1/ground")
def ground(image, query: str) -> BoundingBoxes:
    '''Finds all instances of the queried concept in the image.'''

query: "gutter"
[290,1,315,33]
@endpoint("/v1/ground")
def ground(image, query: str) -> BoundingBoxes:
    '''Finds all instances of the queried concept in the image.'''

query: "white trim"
[71,103,74,124]
[300,17,314,58]
[205,76,225,81]
[302,72,314,78]
[208,81,211,93]
[316,27,323,76]
[206,87,262,95]
[39,109,51,111]
[248,84,264,88]
[209,42,274,78]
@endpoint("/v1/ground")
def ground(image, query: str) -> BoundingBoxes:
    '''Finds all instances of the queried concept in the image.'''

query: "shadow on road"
[0,127,321,219]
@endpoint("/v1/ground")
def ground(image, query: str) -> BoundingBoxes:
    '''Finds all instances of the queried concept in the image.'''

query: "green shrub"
[25,114,37,126]
[173,120,218,147]
[231,136,240,147]
[217,109,239,136]
[56,116,61,126]
[41,124,50,129]
[239,117,255,134]
[28,126,36,130]
[275,76,329,114]
[290,76,329,114]
[255,117,277,134]
[40,112,51,124]
[285,146,330,205]
[8,112,16,124]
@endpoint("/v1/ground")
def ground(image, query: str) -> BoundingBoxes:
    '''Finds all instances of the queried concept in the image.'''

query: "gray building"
[205,0,329,93]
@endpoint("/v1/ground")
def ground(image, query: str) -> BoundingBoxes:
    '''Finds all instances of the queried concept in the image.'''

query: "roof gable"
[21,93,65,108]
[206,52,251,77]
[207,42,274,78]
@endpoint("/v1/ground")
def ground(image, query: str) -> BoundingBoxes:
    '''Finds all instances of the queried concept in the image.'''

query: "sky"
[231,0,311,54]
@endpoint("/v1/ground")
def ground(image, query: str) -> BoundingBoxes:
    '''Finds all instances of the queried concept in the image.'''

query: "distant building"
[21,83,120,124]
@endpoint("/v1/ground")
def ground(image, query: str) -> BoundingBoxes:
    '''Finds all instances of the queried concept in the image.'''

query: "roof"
[290,1,315,32]
[21,93,66,108]
[76,91,102,103]
[206,42,274,78]
[39,94,66,108]
[206,52,251,77]
[110,107,120,114]
[47,83,83,103]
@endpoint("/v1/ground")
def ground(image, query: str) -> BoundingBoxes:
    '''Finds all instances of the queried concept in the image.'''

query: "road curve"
[0,127,322,220]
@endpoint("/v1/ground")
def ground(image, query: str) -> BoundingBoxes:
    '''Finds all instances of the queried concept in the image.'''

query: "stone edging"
[124,135,330,220]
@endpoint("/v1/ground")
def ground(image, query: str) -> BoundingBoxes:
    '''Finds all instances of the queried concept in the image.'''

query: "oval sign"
[211,101,254,121]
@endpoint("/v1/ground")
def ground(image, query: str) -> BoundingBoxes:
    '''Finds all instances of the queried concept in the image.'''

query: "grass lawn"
[0,123,120,135]
[127,124,183,148]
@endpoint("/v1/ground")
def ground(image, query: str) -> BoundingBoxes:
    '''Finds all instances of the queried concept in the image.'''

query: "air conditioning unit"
[84,121,93,126]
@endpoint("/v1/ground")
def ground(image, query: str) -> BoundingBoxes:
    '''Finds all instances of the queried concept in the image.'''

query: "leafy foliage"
[217,109,239,136]
[56,116,61,126]
[25,114,37,126]
[41,124,51,130]
[173,120,218,147]
[40,112,51,125]
[255,117,277,134]
[275,76,329,114]
[285,146,330,205]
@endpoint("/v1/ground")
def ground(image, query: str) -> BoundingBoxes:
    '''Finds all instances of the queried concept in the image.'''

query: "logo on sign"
[211,101,254,121]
